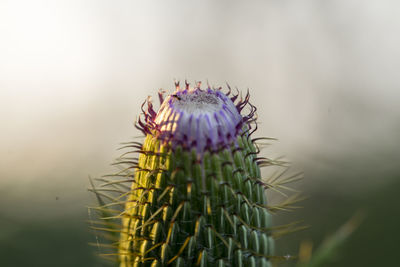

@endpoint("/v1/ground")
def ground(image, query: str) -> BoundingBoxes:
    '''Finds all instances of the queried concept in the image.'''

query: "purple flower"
[136,82,257,154]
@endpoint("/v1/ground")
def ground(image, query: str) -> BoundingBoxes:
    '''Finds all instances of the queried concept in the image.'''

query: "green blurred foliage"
[277,174,400,267]
[0,215,104,267]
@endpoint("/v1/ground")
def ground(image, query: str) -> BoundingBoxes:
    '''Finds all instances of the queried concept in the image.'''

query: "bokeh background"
[1,0,399,266]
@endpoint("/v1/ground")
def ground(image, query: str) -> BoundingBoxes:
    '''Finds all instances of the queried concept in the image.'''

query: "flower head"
[137,82,256,154]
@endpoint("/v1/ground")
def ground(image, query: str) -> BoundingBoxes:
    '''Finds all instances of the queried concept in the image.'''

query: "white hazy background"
[1,0,399,220]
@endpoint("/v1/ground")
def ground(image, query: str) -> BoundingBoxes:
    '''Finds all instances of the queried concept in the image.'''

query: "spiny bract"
[89,82,301,267]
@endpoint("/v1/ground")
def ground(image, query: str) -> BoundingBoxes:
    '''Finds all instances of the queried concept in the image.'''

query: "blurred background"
[1,0,399,266]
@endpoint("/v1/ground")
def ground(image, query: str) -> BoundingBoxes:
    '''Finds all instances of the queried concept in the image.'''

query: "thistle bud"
[90,82,286,267]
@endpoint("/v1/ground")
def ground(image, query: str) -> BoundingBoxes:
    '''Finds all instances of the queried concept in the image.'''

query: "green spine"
[118,129,273,266]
